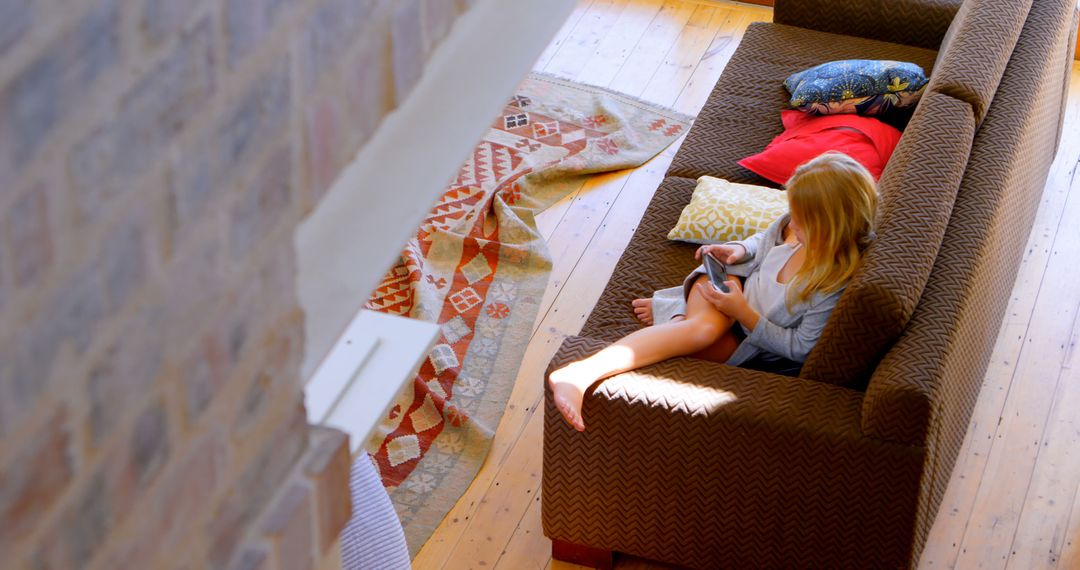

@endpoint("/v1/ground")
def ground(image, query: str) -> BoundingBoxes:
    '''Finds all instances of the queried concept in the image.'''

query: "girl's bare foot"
[547,364,595,432]
[631,298,653,325]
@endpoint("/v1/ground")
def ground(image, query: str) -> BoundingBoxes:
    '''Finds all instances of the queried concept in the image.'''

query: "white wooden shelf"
[304,310,440,454]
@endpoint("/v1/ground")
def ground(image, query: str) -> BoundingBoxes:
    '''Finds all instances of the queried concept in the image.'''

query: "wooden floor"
[412,1,1080,568]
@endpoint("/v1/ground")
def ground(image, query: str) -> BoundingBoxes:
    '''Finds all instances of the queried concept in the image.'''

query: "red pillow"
[739,110,903,185]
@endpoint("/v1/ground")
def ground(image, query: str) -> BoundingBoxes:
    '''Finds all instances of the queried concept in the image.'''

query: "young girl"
[548,152,878,431]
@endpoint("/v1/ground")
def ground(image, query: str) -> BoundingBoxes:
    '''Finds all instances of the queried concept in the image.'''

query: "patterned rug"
[363,72,693,555]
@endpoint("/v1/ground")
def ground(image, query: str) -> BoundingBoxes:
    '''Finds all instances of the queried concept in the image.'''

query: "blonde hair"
[785,152,878,307]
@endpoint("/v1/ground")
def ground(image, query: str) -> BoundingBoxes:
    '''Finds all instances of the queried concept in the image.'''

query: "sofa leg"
[551,539,613,569]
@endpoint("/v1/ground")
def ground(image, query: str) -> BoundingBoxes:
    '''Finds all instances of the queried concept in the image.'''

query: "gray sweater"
[652,214,844,366]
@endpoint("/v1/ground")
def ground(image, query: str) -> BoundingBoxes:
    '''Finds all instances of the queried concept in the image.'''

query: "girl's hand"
[695,243,747,264]
[696,277,752,321]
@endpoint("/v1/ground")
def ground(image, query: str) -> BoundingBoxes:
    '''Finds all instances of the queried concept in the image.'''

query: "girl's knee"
[683,318,725,349]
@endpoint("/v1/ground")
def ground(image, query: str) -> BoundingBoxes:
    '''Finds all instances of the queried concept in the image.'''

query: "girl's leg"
[689,330,742,363]
[549,275,735,431]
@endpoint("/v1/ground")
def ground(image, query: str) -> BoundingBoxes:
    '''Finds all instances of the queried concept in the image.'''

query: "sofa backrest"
[799,91,975,386]
[929,0,1034,125]
[773,0,961,51]
[799,0,1035,387]
[860,0,1078,559]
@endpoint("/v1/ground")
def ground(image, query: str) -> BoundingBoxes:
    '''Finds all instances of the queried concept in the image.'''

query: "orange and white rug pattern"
[363,73,692,554]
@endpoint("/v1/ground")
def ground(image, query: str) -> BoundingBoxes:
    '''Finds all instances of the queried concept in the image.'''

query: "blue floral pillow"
[783,60,929,116]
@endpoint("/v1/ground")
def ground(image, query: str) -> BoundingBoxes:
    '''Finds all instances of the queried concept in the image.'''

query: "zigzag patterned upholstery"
[543,0,1077,567]
[544,336,924,568]
[667,23,939,182]
[773,0,963,50]
[926,0,1033,125]
[864,0,1080,556]
[799,91,975,387]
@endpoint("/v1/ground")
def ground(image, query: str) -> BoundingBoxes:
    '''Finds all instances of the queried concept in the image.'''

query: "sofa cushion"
[783,59,929,116]
[799,91,976,387]
[668,23,938,183]
[927,0,1033,125]
[667,176,787,245]
[738,110,903,184]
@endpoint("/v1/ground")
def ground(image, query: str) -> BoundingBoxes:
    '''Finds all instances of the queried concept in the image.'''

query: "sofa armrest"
[543,336,926,568]
[546,335,867,439]
[773,0,962,51]
[860,332,936,447]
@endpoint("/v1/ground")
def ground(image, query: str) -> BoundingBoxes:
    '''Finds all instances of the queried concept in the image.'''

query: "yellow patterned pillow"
[667,176,788,244]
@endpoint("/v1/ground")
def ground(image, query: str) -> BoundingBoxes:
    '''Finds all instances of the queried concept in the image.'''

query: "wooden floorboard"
[413,1,1080,568]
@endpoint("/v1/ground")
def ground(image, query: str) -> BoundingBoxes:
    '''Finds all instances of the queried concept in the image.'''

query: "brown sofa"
[541,0,1079,568]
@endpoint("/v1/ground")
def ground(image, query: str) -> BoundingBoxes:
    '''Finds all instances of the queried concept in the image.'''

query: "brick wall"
[0,0,471,568]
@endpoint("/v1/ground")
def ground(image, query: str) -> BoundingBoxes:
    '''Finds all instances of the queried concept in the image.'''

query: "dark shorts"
[740,351,803,377]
